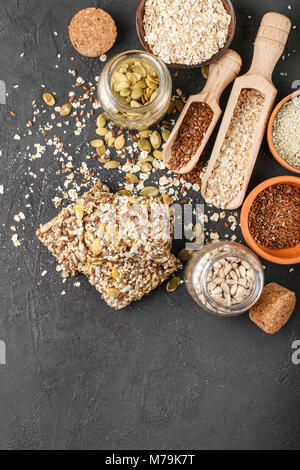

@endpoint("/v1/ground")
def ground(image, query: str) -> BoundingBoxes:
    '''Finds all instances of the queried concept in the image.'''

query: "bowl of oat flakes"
[136,0,236,68]
[267,90,300,174]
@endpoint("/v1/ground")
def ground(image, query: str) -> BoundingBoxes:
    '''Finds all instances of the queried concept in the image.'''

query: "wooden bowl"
[136,0,236,69]
[267,90,300,174]
[241,176,300,265]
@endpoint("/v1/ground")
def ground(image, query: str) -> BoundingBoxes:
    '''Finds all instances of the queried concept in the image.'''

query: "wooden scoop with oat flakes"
[163,49,242,174]
[201,13,292,210]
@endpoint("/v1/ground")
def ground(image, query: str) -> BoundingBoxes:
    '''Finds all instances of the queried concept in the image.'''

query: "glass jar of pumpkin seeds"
[98,50,172,130]
[184,241,264,317]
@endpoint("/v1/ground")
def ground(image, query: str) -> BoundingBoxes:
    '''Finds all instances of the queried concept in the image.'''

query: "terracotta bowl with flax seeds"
[241,176,300,265]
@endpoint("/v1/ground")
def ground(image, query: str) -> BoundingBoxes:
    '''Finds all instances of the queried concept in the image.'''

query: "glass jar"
[98,50,172,130]
[184,241,264,317]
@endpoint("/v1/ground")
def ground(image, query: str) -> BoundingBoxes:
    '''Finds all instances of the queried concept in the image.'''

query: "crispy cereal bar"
[37,183,174,275]
[84,255,182,310]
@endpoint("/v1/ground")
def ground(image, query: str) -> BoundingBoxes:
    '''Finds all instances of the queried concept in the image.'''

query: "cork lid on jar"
[68,8,117,58]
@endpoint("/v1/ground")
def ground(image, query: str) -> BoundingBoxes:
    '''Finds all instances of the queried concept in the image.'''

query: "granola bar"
[84,255,182,310]
[36,182,110,275]
[37,183,174,275]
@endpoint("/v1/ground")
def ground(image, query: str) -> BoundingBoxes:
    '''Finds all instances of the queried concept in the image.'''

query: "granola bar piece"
[83,193,174,264]
[36,182,110,275]
[84,255,182,310]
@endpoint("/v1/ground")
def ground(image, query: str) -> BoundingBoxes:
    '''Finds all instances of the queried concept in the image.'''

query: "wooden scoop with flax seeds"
[201,13,292,210]
[163,49,242,174]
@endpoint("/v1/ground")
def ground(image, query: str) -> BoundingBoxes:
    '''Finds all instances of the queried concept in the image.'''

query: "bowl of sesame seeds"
[267,91,300,174]
[241,176,300,265]
[136,0,236,68]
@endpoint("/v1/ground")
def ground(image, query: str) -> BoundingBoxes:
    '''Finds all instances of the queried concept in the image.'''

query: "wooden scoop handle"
[248,12,291,81]
[201,49,242,103]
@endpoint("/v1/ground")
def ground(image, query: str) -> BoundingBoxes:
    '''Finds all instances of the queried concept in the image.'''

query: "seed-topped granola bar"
[37,182,174,276]
[84,255,182,310]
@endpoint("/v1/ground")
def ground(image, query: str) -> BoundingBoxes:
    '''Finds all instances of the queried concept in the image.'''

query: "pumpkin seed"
[60,102,72,116]
[178,248,193,261]
[138,130,152,138]
[90,139,104,148]
[163,194,174,205]
[111,268,120,280]
[166,276,181,293]
[150,131,162,149]
[96,127,109,136]
[162,130,171,142]
[153,150,163,160]
[43,93,55,106]
[167,101,175,115]
[130,100,142,108]
[104,160,120,169]
[126,173,139,183]
[133,64,146,76]
[118,189,132,196]
[131,87,143,101]
[175,99,184,112]
[140,186,159,197]
[114,135,125,150]
[97,144,106,156]
[97,114,107,128]
[106,288,121,298]
[140,162,152,173]
[61,270,70,279]
[92,238,102,256]
[138,138,152,153]
[201,65,210,79]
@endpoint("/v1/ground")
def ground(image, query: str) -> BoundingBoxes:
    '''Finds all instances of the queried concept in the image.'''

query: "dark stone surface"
[0,0,299,450]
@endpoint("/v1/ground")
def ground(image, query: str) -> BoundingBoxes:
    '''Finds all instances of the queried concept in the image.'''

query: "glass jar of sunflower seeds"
[184,241,264,317]
[98,50,172,130]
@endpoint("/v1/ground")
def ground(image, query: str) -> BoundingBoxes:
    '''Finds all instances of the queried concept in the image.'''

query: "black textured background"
[0,0,299,450]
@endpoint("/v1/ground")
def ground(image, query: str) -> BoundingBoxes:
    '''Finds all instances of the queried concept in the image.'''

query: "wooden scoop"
[163,49,242,174]
[201,12,292,210]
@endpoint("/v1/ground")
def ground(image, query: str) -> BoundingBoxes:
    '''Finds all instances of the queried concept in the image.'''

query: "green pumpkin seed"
[175,99,184,112]
[167,101,175,115]
[133,64,146,76]
[118,189,132,196]
[150,131,162,150]
[166,276,181,293]
[104,160,120,169]
[114,135,125,150]
[201,65,210,79]
[131,88,143,100]
[43,93,55,106]
[96,127,109,136]
[178,249,193,261]
[126,173,139,183]
[140,186,159,197]
[130,100,142,108]
[140,162,152,173]
[153,150,163,160]
[97,144,106,156]
[120,88,131,97]
[138,130,152,138]
[90,139,104,148]
[60,102,72,117]
[113,71,128,82]
[97,115,107,128]
[106,288,121,298]
[162,130,171,142]
[138,138,152,153]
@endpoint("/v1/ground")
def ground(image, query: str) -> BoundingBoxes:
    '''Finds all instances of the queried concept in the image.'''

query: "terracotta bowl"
[136,0,236,69]
[241,176,300,265]
[267,90,300,174]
